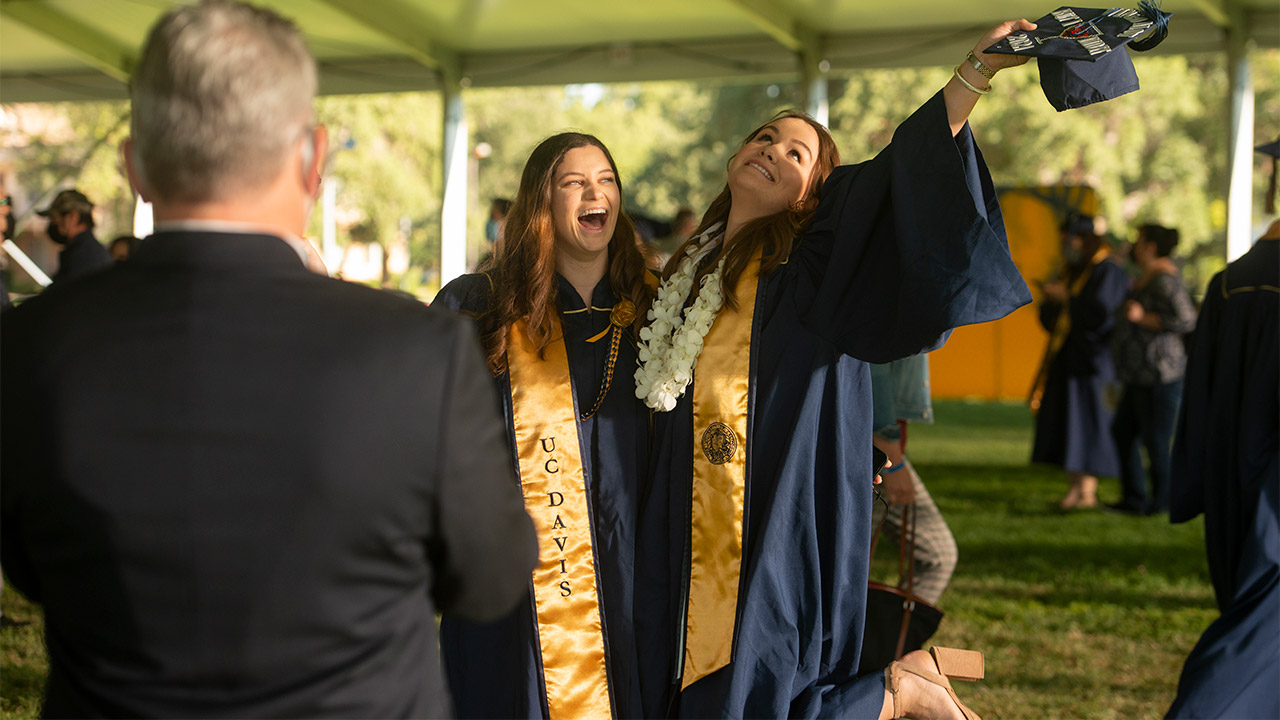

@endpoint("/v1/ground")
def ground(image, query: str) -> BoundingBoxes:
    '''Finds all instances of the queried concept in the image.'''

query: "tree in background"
[311,93,443,289]
[828,53,1278,294]
[0,102,132,239]
[465,82,712,271]
[3,49,1274,297]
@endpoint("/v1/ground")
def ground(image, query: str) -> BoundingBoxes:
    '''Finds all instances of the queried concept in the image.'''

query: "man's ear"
[301,125,328,199]
[121,138,153,202]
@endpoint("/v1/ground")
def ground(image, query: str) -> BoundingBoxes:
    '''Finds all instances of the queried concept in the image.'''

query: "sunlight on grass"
[0,591,46,720]
[876,401,1216,719]
[908,400,1036,467]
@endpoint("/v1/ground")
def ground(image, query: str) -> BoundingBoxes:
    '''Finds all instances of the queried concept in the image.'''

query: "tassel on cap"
[1130,0,1173,52]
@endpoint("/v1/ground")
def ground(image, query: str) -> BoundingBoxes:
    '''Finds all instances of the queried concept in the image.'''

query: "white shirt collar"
[152,220,309,264]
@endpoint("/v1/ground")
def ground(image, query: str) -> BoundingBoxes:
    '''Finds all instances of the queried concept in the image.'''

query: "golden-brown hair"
[664,110,841,309]
[478,132,655,374]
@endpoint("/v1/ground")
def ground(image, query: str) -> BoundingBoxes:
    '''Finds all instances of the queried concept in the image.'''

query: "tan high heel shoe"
[884,647,984,720]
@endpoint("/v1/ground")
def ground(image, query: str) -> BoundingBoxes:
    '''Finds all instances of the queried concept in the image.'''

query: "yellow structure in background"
[930,187,1100,401]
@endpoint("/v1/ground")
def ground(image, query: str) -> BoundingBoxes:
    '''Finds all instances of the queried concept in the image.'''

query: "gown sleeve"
[434,273,492,315]
[1169,271,1222,524]
[790,90,1032,363]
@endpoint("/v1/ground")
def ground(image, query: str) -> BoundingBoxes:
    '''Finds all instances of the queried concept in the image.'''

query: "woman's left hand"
[943,18,1038,135]
[971,19,1038,73]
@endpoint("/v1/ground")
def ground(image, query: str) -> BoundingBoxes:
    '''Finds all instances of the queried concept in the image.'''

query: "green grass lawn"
[0,591,45,720]
[1,400,1215,719]
[876,400,1214,719]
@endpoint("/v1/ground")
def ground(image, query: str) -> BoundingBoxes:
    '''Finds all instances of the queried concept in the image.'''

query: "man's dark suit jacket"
[1,230,537,718]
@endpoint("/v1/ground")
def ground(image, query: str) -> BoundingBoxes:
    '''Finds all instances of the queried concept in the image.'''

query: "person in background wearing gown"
[633,19,1036,720]
[434,133,656,719]
[1107,224,1196,516]
[1030,213,1128,510]
[1165,219,1278,719]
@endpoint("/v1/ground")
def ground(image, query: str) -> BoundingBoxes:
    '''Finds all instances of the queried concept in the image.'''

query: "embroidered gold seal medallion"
[700,421,738,465]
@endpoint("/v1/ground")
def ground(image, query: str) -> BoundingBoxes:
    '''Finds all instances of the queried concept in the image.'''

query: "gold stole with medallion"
[1029,247,1110,411]
[682,250,762,689]
[507,316,612,719]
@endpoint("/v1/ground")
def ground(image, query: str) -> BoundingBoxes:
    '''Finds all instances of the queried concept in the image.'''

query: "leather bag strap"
[893,503,918,659]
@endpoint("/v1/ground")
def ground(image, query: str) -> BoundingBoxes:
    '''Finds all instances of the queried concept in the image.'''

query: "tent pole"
[440,71,469,290]
[800,46,829,127]
[1225,2,1255,261]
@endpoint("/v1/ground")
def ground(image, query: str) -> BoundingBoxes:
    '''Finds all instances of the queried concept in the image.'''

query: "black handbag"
[858,503,944,675]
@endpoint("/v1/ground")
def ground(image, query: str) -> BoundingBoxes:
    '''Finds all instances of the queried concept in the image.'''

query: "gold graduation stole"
[507,316,612,720]
[682,250,762,689]
[1029,247,1110,411]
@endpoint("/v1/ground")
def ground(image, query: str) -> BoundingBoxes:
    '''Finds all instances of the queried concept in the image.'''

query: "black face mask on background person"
[1,195,11,242]
[47,220,66,245]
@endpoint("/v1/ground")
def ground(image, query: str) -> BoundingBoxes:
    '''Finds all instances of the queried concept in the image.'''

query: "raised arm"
[943,19,1037,136]
[794,96,1032,362]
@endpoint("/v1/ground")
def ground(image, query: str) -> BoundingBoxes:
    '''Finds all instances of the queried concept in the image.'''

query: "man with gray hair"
[1,2,537,717]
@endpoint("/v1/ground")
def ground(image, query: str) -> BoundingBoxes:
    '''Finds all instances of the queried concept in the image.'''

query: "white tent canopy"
[3,0,1276,273]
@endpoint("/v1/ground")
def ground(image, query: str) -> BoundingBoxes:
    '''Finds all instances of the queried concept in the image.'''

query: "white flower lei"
[634,224,727,412]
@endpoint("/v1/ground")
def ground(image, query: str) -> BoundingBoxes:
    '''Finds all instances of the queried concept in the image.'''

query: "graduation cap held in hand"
[985,2,1173,111]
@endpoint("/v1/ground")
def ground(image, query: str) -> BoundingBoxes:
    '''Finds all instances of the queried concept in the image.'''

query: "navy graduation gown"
[635,91,1031,719]
[1030,257,1128,477]
[1166,238,1279,719]
[435,274,648,719]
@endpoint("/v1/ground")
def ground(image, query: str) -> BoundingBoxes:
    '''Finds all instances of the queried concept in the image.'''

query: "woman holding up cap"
[633,18,1037,720]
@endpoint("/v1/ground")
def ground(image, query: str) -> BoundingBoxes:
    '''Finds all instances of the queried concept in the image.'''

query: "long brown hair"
[664,110,841,309]
[478,132,655,374]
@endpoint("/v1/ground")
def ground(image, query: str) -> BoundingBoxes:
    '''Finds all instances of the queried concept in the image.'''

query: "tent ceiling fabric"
[1,0,1277,102]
